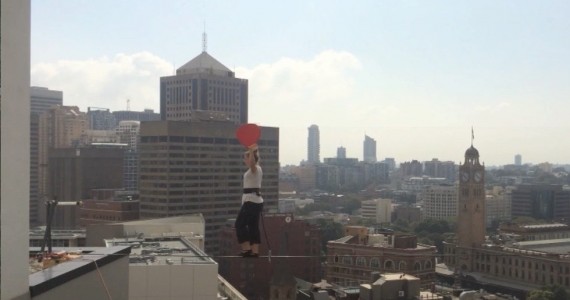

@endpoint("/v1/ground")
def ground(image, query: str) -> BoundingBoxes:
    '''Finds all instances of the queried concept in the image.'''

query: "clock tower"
[456,142,486,271]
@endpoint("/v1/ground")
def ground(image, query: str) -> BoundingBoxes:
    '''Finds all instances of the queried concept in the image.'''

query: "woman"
[235,144,264,258]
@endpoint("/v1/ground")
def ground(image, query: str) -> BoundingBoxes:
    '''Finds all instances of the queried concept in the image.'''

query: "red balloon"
[236,123,261,147]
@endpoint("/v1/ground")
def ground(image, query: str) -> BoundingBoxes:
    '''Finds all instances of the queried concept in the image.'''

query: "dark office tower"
[515,154,522,166]
[30,86,63,226]
[455,143,486,271]
[112,109,160,126]
[511,184,570,221]
[159,50,248,124]
[48,145,125,229]
[337,146,346,159]
[363,135,377,162]
[138,120,279,254]
[87,107,116,130]
[307,124,320,164]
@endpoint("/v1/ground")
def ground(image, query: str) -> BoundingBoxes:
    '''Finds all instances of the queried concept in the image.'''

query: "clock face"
[461,171,469,182]
[474,171,483,183]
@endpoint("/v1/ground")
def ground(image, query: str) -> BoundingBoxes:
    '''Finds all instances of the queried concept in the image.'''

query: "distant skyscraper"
[116,121,140,191]
[30,86,63,226]
[112,109,160,126]
[423,158,457,182]
[307,124,320,164]
[383,157,396,171]
[87,107,116,130]
[363,135,377,162]
[337,146,346,159]
[511,184,570,221]
[159,49,248,124]
[514,154,522,166]
[30,86,63,114]
[400,160,423,177]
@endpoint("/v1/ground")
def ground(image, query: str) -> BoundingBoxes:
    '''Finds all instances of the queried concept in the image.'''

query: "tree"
[528,290,554,300]
[528,285,569,300]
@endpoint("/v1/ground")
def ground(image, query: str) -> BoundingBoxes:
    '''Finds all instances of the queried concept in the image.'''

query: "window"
[356,257,366,267]
[370,258,380,268]
[384,260,394,270]
[414,262,422,271]
[399,261,407,271]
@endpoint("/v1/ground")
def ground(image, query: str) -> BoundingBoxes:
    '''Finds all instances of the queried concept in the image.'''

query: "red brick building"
[218,213,321,300]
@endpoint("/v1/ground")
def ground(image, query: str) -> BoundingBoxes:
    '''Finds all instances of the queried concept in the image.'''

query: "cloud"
[235,50,363,164]
[31,52,171,111]
[475,102,511,113]
[237,50,361,125]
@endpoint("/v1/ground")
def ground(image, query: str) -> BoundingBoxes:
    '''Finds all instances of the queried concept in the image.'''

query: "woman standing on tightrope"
[235,144,263,258]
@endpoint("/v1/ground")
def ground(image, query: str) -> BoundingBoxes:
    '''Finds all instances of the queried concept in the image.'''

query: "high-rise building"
[138,120,279,254]
[48,145,125,229]
[421,184,458,220]
[159,50,248,124]
[511,184,570,221]
[38,105,87,224]
[423,158,457,182]
[514,154,522,166]
[363,135,377,162]
[87,107,116,130]
[383,157,396,171]
[116,121,140,191]
[112,108,160,126]
[337,146,346,159]
[307,124,320,164]
[30,86,63,226]
[455,143,486,271]
[400,160,423,177]
[30,86,63,114]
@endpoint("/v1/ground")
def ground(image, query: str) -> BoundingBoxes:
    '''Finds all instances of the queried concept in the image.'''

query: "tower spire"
[202,22,207,53]
[471,126,474,146]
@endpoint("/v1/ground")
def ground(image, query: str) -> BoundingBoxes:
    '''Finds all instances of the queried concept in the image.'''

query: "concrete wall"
[129,263,218,300]
[32,256,129,300]
[1,1,32,299]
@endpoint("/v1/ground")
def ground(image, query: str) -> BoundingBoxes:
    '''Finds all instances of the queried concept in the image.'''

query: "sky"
[30,0,570,166]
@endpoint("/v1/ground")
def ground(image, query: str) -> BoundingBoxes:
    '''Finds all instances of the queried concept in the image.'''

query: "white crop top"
[242,165,263,204]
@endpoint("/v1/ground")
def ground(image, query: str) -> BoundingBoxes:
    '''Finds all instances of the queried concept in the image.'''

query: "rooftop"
[176,51,233,77]
[513,238,570,254]
[29,246,130,298]
[105,234,214,265]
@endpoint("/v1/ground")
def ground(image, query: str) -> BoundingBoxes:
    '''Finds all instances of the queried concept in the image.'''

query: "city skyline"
[30,1,570,166]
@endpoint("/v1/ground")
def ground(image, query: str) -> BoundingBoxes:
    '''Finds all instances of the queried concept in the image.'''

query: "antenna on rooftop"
[202,22,207,53]
[127,99,131,111]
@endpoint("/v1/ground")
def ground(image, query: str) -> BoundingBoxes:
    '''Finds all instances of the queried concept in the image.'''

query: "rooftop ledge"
[29,246,130,297]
